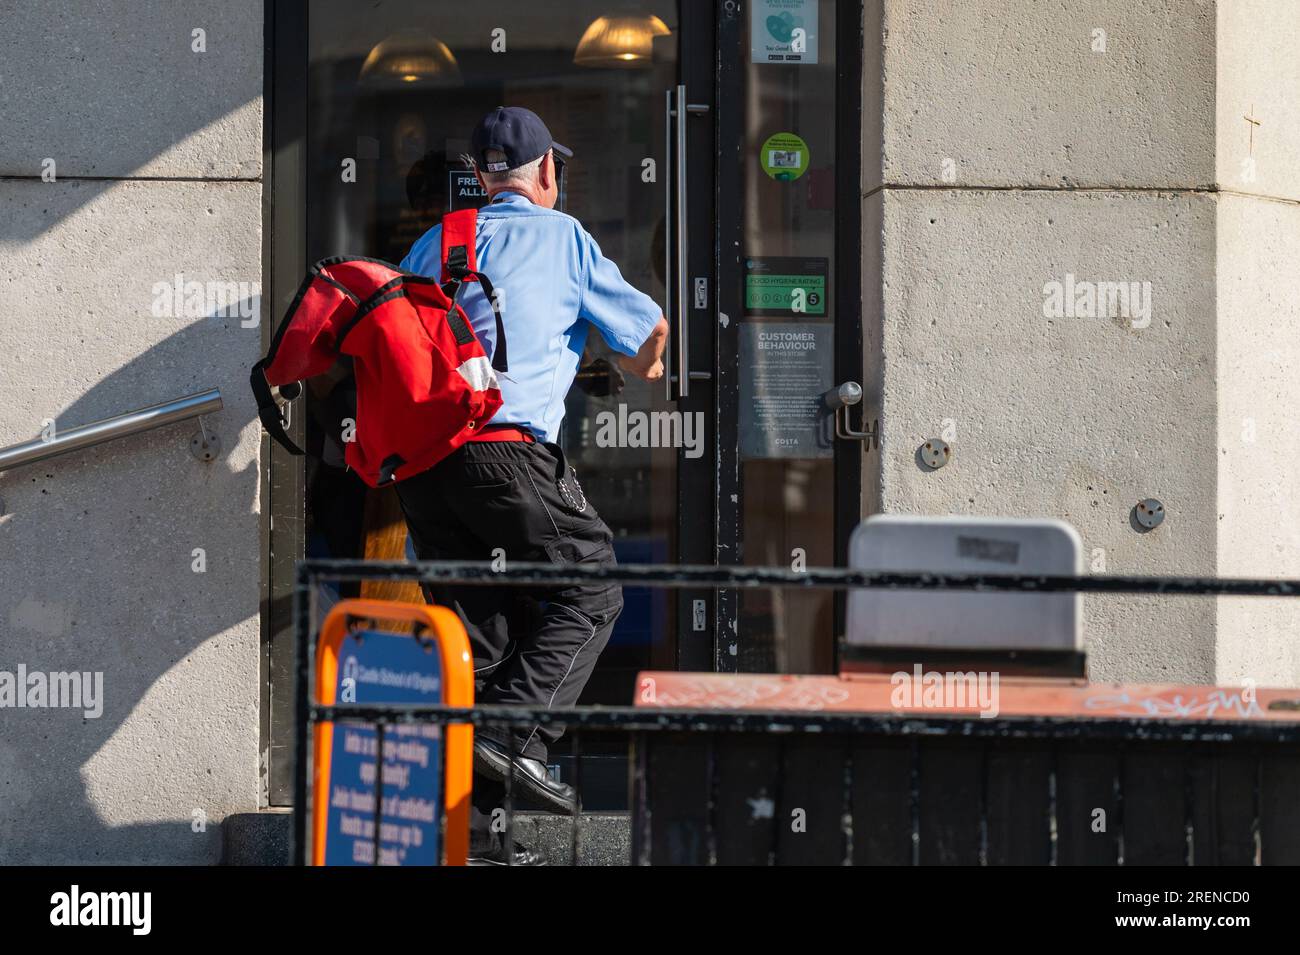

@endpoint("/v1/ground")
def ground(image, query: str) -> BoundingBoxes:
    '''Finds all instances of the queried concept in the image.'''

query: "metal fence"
[292,560,1300,865]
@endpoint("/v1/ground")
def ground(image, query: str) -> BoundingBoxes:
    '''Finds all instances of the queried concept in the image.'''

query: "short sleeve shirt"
[400,191,662,443]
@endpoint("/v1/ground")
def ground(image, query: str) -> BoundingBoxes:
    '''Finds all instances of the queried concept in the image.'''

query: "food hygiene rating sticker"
[760,132,809,181]
[745,257,828,316]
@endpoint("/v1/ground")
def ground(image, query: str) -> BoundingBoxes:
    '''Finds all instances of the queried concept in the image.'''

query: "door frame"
[264,0,309,807]
[262,0,864,803]
[831,0,866,667]
[672,0,718,673]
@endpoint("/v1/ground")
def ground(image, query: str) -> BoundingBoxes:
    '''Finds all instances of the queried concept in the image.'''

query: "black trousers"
[394,438,624,763]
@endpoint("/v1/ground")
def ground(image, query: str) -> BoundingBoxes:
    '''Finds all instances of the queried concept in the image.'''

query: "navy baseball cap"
[471,106,572,173]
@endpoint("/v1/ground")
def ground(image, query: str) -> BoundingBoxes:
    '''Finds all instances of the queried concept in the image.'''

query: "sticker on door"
[751,0,819,65]
[738,322,834,460]
[760,132,810,181]
[745,257,828,317]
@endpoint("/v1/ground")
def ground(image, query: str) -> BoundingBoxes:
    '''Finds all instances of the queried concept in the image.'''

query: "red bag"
[250,209,507,487]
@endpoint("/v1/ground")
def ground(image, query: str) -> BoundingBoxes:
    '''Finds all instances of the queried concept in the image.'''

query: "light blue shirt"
[400,191,662,443]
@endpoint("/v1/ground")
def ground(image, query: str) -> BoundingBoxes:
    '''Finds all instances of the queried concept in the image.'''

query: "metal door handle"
[663,88,675,401]
[663,87,709,401]
[823,381,879,449]
[673,84,689,398]
[663,86,691,399]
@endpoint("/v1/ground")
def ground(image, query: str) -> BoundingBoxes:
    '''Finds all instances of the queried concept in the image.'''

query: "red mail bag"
[250,209,506,487]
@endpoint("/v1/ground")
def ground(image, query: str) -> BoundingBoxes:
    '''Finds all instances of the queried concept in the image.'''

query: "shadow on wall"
[0,0,263,241]
[0,304,265,864]
[0,0,268,865]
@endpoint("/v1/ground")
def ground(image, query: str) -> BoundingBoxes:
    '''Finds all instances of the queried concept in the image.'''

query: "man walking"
[396,107,668,865]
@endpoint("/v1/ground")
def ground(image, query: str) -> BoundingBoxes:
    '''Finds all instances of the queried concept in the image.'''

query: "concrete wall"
[0,1,264,863]
[862,0,1300,687]
[1215,194,1300,686]
[1213,1,1300,686]
[1,0,1294,866]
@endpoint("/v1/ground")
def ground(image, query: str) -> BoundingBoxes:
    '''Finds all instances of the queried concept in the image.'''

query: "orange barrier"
[312,599,473,866]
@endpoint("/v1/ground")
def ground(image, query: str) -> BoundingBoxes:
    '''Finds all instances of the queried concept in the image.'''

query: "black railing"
[292,560,1300,865]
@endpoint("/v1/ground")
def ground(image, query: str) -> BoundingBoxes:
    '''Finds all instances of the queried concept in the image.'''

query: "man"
[396,107,668,865]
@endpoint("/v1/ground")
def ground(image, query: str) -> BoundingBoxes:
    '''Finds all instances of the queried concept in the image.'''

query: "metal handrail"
[0,389,222,473]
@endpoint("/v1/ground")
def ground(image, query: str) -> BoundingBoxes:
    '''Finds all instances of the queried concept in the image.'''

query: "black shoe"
[473,737,577,813]
[467,842,548,866]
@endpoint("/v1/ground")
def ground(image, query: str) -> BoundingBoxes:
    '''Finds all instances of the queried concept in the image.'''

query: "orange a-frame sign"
[312,599,473,866]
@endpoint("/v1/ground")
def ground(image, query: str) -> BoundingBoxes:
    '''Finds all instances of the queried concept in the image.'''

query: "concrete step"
[511,811,631,866]
[221,809,293,866]
[220,808,632,866]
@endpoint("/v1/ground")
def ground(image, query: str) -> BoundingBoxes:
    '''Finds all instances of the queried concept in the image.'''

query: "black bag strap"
[251,257,365,457]
[378,453,405,486]
[473,271,508,373]
[443,241,508,374]
[250,360,305,456]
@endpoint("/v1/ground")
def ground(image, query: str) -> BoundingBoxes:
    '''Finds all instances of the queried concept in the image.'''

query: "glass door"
[298,0,714,709]
[713,0,861,673]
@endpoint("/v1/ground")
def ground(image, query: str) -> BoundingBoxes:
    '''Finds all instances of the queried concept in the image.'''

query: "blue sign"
[323,630,444,866]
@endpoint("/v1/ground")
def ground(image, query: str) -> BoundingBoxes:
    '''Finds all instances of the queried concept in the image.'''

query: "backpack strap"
[250,262,321,456]
[250,362,305,455]
[440,208,508,373]
[250,259,353,457]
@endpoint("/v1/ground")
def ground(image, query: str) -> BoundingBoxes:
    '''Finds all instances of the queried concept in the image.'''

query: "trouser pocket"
[543,524,623,623]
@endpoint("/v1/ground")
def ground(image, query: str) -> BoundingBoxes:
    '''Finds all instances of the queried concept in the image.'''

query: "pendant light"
[574,15,671,68]
[359,30,461,88]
